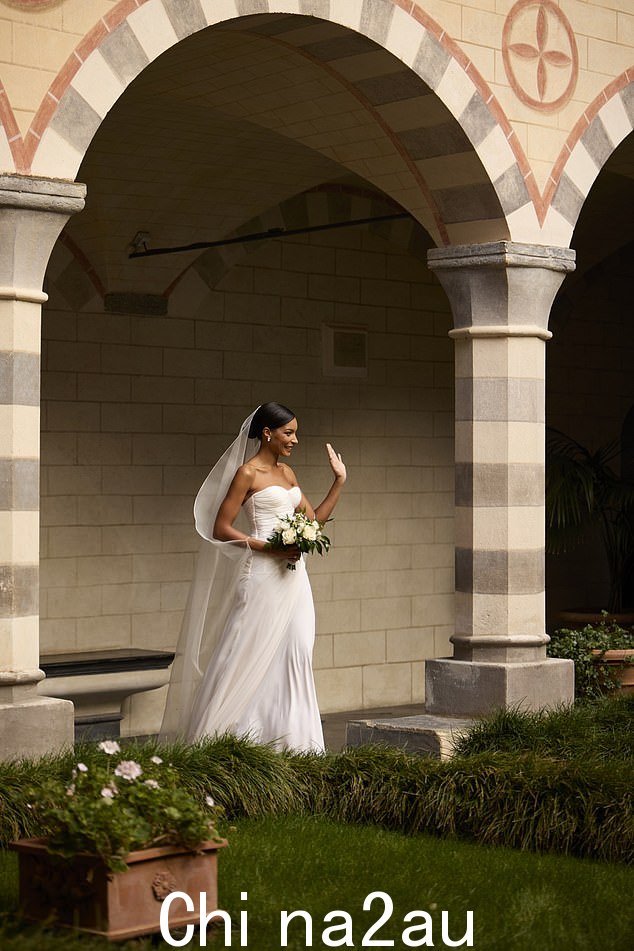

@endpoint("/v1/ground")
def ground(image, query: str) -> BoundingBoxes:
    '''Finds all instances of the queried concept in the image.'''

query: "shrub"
[547,615,634,699]
[22,741,222,872]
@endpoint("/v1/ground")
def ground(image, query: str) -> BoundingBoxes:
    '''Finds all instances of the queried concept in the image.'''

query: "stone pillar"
[425,242,575,717]
[0,175,85,759]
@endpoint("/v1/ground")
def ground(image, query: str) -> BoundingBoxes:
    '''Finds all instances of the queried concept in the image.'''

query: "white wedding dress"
[187,484,325,753]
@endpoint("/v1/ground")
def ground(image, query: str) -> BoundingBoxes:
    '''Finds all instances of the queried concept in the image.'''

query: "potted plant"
[547,614,634,699]
[10,741,226,940]
[546,426,634,619]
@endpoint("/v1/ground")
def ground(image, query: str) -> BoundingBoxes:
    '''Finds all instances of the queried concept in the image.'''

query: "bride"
[160,402,346,753]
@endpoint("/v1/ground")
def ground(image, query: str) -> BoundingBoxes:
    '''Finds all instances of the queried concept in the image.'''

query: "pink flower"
[114,760,143,781]
[98,740,121,755]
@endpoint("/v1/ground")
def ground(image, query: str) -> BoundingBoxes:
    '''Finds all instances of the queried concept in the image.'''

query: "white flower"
[98,740,121,755]
[150,755,163,765]
[205,794,215,808]
[311,520,320,529]
[144,779,160,790]
[101,787,115,799]
[282,528,297,545]
[114,760,143,781]
[302,525,317,542]
[77,762,88,773]
[66,784,75,797]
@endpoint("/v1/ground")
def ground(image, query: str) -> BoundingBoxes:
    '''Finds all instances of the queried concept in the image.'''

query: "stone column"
[425,242,575,717]
[0,175,85,759]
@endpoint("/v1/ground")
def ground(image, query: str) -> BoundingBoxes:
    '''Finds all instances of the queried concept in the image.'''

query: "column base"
[0,692,74,760]
[425,657,574,717]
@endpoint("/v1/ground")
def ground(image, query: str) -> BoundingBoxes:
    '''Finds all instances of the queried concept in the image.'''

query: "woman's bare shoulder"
[231,463,257,487]
[278,462,298,485]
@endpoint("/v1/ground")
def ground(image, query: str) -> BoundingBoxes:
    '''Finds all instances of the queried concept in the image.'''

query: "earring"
[267,436,271,442]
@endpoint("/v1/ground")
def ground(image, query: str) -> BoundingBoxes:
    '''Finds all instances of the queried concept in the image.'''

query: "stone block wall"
[40,225,455,732]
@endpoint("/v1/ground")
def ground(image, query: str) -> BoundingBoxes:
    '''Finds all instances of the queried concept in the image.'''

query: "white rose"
[282,528,297,545]
[302,525,317,542]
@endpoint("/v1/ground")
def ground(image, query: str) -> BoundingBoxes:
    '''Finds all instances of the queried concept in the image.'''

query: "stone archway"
[16,0,537,246]
[544,73,634,246]
[1,1,584,758]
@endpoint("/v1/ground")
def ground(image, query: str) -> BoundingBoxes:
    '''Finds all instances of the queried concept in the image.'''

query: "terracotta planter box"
[591,649,634,694]
[10,837,227,941]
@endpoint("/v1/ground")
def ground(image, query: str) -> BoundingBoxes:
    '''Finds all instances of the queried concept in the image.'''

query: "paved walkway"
[321,703,425,752]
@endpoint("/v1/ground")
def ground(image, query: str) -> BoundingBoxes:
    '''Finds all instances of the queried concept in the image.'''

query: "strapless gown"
[187,484,324,752]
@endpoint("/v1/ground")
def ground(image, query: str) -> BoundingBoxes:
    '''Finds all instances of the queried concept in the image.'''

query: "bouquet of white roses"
[266,510,331,570]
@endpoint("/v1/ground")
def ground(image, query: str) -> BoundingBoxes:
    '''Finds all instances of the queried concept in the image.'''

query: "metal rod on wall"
[128,212,410,259]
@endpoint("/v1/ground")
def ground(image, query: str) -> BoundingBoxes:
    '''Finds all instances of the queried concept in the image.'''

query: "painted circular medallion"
[502,0,579,112]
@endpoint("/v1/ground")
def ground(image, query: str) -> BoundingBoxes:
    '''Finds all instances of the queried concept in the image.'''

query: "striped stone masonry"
[20,0,537,247]
[0,174,84,759]
[425,241,575,716]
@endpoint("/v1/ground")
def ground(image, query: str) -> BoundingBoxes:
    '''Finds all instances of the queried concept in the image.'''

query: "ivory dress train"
[187,484,325,753]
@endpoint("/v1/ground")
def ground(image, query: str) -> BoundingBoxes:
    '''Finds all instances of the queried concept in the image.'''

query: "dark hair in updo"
[248,402,295,439]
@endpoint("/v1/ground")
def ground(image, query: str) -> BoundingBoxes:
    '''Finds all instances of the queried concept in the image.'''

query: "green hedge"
[452,694,634,761]
[1,728,632,865]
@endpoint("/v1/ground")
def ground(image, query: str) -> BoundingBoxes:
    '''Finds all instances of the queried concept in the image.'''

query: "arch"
[544,72,634,246]
[0,79,23,171]
[45,232,105,310]
[22,0,535,247]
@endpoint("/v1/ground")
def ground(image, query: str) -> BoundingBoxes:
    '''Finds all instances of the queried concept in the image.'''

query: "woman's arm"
[212,465,256,544]
[286,443,346,523]
[314,444,346,522]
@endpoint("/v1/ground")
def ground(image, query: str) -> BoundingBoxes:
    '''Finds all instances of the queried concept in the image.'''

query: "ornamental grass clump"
[24,740,222,873]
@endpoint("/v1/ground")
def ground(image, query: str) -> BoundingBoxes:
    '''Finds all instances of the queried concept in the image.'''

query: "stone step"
[345,713,475,759]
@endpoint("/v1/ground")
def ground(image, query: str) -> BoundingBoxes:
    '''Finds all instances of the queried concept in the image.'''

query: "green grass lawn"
[1,815,632,951]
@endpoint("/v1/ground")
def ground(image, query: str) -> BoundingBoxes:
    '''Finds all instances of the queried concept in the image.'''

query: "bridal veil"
[159,408,258,740]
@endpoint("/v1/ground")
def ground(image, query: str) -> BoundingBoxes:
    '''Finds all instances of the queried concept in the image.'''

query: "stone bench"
[39,648,175,741]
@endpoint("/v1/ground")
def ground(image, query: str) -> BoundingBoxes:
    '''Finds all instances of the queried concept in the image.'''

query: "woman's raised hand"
[326,443,346,484]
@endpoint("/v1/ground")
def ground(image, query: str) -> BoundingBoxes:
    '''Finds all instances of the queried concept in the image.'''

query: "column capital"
[0,174,86,296]
[0,174,86,216]
[427,241,575,274]
[427,241,575,337]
